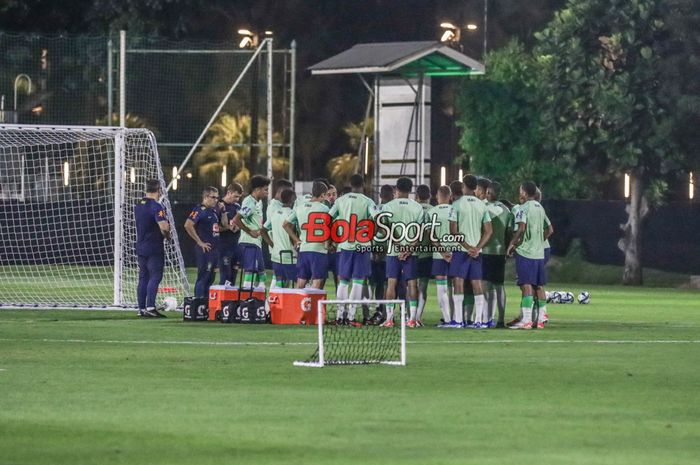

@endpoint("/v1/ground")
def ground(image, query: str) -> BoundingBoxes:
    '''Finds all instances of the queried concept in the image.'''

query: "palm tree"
[326,118,373,187]
[193,113,287,186]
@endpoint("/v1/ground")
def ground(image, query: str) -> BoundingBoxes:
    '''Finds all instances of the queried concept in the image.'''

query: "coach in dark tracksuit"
[134,179,171,318]
[185,186,221,298]
[218,183,243,285]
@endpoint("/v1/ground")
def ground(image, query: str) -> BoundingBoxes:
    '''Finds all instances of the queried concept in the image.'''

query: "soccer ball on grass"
[577,291,591,304]
[163,296,178,311]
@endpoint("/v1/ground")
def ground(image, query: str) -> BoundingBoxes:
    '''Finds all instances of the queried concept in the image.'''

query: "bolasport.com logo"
[300,212,465,254]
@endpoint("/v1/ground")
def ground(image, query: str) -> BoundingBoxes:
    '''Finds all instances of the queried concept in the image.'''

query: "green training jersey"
[266,198,283,221]
[514,200,548,259]
[448,195,491,251]
[379,197,425,257]
[286,200,330,254]
[483,200,512,256]
[264,206,296,264]
[371,202,389,255]
[238,195,264,248]
[328,192,377,251]
[427,203,454,259]
[417,202,433,259]
[510,204,522,232]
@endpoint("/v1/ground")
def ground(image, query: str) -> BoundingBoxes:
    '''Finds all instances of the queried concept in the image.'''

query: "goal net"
[0,124,189,309]
[294,300,406,367]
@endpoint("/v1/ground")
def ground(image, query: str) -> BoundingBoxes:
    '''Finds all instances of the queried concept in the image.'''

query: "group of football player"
[135,173,553,328]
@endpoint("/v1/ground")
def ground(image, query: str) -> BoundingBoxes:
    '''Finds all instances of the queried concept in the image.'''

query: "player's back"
[290,200,330,253]
[483,201,511,255]
[330,192,376,251]
[380,197,424,255]
[427,203,454,258]
[134,198,165,255]
[449,195,490,248]
[267,206,295,263]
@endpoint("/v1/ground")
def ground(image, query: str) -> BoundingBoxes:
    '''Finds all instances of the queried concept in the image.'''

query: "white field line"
[0,338,699,347]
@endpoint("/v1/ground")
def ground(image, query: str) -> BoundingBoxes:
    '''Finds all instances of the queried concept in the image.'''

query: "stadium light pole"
[238,29,273,177]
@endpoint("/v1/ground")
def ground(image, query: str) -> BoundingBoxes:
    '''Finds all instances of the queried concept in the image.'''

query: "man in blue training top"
[218,182,243,285]
[134,179,171,318]
[185,186,221,298]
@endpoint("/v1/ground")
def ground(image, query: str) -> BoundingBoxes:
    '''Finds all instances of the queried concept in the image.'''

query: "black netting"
[301,301,404,366]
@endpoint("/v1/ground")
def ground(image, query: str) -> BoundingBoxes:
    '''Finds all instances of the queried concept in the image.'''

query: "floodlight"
[440,30,456,43]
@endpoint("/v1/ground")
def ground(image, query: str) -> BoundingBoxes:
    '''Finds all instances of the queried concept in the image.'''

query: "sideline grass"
[1,285,699,465]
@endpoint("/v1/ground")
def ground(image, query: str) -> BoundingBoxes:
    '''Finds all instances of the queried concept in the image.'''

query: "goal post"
[0,124,190,309]
[293,299,407,367]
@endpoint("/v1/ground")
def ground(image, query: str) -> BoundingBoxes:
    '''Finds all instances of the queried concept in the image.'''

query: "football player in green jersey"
[328,174,377,324]
[283,181,330,290]
[483,182,512,327]
[448,175,493,328]
[428,185,455,326]
[379,177,425,327]
[233,175,272,289]
[507,181,554,329]
[415,184,433,326]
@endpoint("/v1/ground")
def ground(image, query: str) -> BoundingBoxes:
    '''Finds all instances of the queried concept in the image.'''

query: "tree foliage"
[193,113,287,186]
[326,118,373,188]
[456,41,585,201]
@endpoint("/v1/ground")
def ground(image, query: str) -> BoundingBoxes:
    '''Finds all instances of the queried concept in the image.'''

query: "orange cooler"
[208,285,266,321]
[268,288,327,325]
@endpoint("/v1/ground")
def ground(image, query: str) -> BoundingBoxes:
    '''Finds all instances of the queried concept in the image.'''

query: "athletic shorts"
[337,249,371,280]
[431,258,450,277]
[327,251,337,275]
[239,244,265,273]
[482,254,506,284]
[515,253,546,287]
[297,251,328,280]
[385,255,417,281]
[448,251,483,281]
[544,247,551,264]
[272,261,297,282]
[416,257,432,278]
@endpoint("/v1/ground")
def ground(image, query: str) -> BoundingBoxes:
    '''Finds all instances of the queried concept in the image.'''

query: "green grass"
[1,284,699,464]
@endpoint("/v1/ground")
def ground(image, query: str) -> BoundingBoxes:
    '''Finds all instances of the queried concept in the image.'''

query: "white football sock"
[474,294,486,324]
[347,281,364,320]
[486,286,497,321]
[496,285,506,323]
[452,294,464,324]
[436,282,451,323]
[336,281,349,320]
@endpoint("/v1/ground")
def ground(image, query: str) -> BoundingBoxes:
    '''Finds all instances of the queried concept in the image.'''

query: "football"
[547,291,561,304]
[560,291,575,304]
[578,291,591,304]
[163,296,178,311]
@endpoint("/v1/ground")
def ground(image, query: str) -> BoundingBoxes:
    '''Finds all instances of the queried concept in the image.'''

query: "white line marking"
[0,338,699,346]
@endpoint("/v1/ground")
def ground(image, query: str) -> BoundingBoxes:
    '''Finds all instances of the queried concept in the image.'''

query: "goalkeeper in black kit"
[134,179,171,318]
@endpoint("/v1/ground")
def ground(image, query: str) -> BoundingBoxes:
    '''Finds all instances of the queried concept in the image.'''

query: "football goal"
[294,299,406,367]
[0,124,189,309]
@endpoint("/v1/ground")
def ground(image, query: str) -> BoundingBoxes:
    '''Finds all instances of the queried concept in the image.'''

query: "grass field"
[1,283,699,465]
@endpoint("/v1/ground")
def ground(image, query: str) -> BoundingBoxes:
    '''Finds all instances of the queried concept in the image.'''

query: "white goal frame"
[0,123,190,309]
[293,299,407,368]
